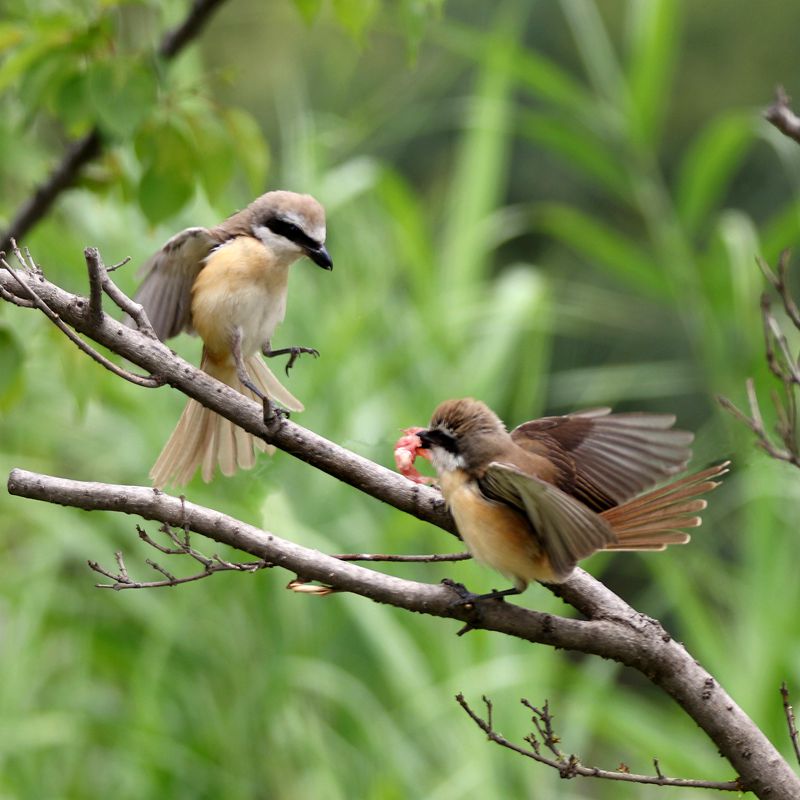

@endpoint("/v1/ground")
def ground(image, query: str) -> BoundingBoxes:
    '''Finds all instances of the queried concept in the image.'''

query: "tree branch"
[765,86,800,145]
[0,0,229,252]
[3,253,800,797]
[456,694,743,791]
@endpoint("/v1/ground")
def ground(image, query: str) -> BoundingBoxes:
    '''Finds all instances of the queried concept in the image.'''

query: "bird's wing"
[479,462,616,581]
[133,226,218,341]
[510,409,694,512]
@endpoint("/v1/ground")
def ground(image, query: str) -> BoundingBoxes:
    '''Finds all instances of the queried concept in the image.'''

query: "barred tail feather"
[149,351,303,487]
[600,462,729,551]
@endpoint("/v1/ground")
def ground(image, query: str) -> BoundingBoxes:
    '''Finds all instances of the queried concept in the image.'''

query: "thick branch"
[7,469,800,798]
[0,0,228,251]
[0,264,453,530]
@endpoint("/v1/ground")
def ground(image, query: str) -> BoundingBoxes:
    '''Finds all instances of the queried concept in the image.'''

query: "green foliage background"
[2,0,800,797]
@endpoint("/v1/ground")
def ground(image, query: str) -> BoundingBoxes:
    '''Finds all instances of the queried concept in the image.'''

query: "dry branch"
[766,87,800,145]
[457,694,743,791]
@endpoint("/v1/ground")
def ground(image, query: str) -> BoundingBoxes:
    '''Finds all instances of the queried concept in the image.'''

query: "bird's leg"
[230,328,291,423]
[441,579,523,636]
[442,578,522,606]
[231,327,265,399]
[262,339,320,376]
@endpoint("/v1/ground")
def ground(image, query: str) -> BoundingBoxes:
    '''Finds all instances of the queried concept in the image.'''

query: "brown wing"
[510,409,694,512]
[479,462,616,581]
[131,227,219,341]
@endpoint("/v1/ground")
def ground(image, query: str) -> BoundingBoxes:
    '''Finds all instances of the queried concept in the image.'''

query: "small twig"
[0,245,163,388]
[456,694,743,791]
[765,86,800,145]
[106,256,131,273]
[88,523,271,590]
[84,247,158,338]
[721,252,800,467]
[781,683,800,767]
[332,551,471,563]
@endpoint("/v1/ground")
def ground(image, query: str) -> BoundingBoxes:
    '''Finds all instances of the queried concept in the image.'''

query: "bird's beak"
[416,429,433,449]
[306,244,333,270]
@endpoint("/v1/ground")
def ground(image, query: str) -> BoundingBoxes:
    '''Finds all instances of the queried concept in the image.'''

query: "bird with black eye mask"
[131,190,332,487]
[409,397,728,598]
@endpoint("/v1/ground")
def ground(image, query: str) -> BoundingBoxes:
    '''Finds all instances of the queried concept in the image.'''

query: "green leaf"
[625,0,678,147]
[675,112,754,235]
[439,4,525,311]
[439,23,592,116]
[291,0,324,24]
[222,107,270,195]
[535,203,666,295]
[181,109,236,199]
[332,0,379,39]
[136,120,196,223]
[0,325,24,408]
[0,22,24,53]
[53,68,93,134]
[560,0,624,104]
[88,58,157,139]
[518,112,630,200]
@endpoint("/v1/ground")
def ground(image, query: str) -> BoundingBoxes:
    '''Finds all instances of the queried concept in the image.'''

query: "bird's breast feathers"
[440,469,555,587]
[191,236,289,359]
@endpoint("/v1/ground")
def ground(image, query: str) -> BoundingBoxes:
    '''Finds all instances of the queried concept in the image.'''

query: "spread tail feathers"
[150,353,303,487]
[600,462,729,551]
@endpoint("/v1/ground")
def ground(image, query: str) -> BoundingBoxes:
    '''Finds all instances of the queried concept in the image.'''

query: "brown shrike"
[133,190,332,487]
[403,398,727,595]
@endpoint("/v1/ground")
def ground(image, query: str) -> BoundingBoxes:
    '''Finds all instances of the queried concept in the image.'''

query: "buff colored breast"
[191,236,289,364]
[439,469,557,589]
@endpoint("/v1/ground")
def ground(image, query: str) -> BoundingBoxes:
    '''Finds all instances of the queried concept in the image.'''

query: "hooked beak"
[306,244,333,270]
[416,429,434,449]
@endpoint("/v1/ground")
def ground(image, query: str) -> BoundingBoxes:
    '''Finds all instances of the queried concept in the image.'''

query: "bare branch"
[781,683,800,767]
[721,253,800,468]
[0,261,455,531]
[0,0,229,251]
[0,249,163,388]
[765,86,800,145]
[456,694,743,792]
[332,551,471,563]
[88,524,270,590]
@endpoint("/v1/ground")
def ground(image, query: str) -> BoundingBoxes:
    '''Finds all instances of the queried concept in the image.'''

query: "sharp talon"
[262,398,291,426]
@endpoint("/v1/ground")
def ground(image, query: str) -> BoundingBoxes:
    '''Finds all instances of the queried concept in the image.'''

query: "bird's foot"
[442,578,521,606]
[262,397,291,428]
[263,344,320,376]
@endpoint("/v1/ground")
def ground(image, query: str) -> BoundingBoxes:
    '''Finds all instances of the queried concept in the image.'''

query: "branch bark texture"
[2,261,799,798]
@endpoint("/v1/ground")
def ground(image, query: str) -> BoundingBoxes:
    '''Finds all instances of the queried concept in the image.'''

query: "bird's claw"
[284,346,319,376]
[263,397,291,427]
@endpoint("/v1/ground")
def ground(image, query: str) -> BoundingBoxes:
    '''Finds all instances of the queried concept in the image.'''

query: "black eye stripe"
[263,216,320,251]
[421,429,459,454]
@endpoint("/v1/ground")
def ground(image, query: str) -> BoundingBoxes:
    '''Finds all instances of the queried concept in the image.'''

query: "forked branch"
[456,694,742,791]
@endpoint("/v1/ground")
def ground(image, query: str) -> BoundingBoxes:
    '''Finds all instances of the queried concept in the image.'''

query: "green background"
[2,0,800,797]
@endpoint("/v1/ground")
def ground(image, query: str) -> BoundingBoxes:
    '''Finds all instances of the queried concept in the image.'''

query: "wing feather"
[480,463,616,580]
[130,227,218,341]
[511,410,694,511]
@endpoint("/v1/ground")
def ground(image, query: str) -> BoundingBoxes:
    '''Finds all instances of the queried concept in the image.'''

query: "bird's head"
[248,191,332,270]
[417,398,508,474]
